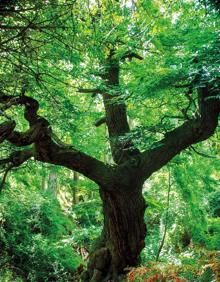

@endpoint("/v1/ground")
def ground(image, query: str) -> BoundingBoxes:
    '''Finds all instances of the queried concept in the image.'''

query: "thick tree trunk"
[83,185,147,282]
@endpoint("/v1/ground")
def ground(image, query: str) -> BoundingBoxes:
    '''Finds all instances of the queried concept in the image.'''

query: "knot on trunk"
[83,247,111,282]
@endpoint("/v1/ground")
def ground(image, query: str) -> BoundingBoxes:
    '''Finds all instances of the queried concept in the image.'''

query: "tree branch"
[0,165,13,193]
[156,168,171,261]
[0,150,33,168]
[102,52,140,164]
[120,51,143,61]
[139,86,219,180]
[0,149,34,192]
[95,116,106,127]
[190,145,217,159]
[34,138,113,187]
[77,88,103,94]
[0,94,112,187]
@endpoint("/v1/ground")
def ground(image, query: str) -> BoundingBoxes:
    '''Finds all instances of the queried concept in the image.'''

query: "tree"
[0,1,219,281]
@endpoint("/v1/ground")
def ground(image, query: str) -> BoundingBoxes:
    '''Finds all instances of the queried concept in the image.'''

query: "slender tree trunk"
[83,185,147,282]
[48,168,57,197]
[41,169,47,190]
[156,168,171,261]
[72,171,78,205]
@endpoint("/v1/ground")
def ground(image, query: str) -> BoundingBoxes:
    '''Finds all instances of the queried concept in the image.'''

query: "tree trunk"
[83,185,147,282]
[48,168,58,197]
[72,171,78,205]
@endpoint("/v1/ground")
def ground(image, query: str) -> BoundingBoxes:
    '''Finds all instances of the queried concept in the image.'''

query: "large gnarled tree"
[0,0,219,281]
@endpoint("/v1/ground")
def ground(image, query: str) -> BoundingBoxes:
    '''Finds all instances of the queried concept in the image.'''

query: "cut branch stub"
[95,116,106,127]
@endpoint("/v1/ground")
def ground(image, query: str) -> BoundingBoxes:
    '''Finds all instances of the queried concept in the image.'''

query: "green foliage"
[206,218,220,250]
[69,199,103,254]
[0,187,81,282]
[141,140,219,265]
[72,199,103,227]
[0,269,24,282]
[208,190,220,217]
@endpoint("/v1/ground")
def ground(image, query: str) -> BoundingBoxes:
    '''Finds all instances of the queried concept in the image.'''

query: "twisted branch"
[0,94,113,187]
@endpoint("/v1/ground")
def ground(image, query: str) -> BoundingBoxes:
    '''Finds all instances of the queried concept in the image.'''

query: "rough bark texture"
[83,185,146,282]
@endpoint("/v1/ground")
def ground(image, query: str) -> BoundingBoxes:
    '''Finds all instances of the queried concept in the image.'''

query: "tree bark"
[102,51,139,165]
[83,185,147,282]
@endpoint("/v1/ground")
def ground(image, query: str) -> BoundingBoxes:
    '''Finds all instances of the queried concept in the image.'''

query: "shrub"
[0,187,81,281]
